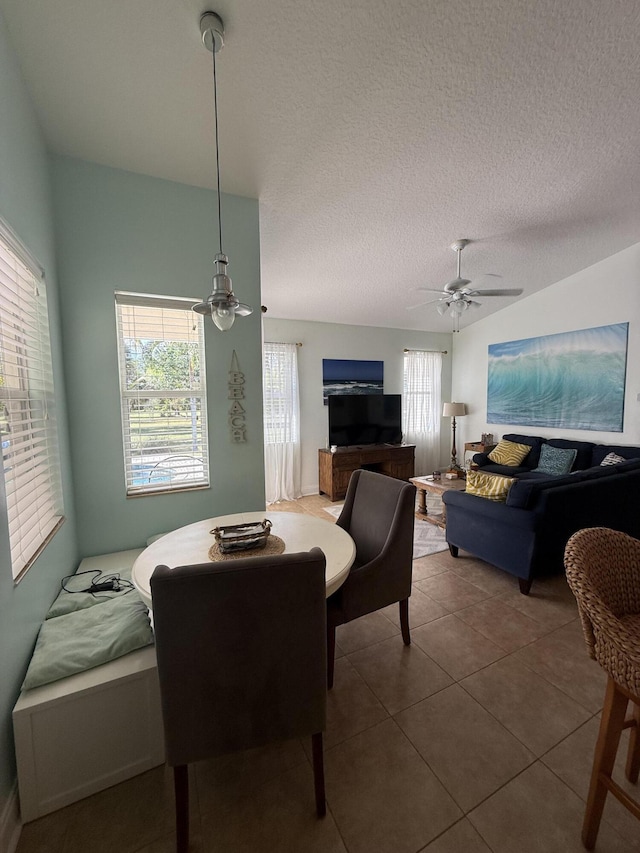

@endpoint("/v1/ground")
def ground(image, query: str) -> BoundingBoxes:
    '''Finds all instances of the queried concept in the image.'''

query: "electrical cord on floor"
[60,570,135,598]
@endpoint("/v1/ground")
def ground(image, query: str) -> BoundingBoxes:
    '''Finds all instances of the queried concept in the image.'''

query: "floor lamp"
[442,402,467,472]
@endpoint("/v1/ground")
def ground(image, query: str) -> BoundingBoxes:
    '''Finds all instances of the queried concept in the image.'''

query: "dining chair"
[564,527,640,849]
[327,469,416,688]
[151,548,328,853]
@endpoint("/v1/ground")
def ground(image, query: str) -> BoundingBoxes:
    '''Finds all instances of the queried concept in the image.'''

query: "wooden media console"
[319,444,415,502]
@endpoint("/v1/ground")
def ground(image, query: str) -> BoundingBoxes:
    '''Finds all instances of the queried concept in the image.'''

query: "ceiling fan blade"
[470,288,523,297]
[413,287,448,295]
[406,297,445,310]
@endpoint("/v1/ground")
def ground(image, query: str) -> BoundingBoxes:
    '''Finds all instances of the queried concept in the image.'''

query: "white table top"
[131,510,356,608]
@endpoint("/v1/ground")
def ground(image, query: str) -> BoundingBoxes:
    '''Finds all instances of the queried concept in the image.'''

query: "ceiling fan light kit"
[193,12,253,331]
[411,238,523,332]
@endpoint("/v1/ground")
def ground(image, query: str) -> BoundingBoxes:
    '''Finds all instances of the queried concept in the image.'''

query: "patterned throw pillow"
[532,444,577,475]
[487,440,531,467]
[600,452,627,466]
[465,470,516,502]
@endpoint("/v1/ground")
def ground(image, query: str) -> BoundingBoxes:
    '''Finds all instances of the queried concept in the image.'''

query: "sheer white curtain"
[402,350,443,475]
[263,342,301,503]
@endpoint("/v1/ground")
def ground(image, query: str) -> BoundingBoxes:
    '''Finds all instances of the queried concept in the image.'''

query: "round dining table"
[131,510,356,609]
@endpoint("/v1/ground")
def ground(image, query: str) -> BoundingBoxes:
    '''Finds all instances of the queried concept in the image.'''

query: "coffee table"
[410,476,466,528]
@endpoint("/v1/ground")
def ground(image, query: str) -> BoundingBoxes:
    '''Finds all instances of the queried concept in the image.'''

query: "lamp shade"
[442,402,467,417]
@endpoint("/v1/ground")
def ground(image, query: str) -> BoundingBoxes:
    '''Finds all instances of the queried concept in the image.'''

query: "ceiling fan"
[409,239,523,331]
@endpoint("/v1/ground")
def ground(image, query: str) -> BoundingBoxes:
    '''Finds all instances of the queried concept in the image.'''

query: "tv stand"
[319,444,415,502]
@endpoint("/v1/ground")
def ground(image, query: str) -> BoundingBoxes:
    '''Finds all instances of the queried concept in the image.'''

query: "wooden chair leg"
[626,699,640,784]
[174,764,189,853]
[583,677,629,850]
[327,624,336,689]
[399,598,410,646]
[311,732,326,817]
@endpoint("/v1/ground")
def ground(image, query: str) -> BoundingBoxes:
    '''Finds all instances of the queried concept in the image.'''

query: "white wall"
[262,318,452,494]
[452,242,640,446]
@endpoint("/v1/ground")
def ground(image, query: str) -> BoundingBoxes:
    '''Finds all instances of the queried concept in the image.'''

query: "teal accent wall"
[51,156,265,555]
[0,12,78,808]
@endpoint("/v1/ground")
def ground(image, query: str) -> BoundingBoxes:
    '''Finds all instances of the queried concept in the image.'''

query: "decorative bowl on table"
[211,519,272,553]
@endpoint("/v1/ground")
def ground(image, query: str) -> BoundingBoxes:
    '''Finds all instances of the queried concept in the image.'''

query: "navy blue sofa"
[442,434,640,594]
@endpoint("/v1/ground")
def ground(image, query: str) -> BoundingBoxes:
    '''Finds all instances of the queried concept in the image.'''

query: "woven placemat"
[208,535,285,562]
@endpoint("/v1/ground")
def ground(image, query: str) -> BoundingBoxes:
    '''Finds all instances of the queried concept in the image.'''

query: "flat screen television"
[328,394,402,447]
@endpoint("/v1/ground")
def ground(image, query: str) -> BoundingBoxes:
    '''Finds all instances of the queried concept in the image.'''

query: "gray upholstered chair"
[564,527,640,849]
[151,548,328,853]
[327,469,416,688]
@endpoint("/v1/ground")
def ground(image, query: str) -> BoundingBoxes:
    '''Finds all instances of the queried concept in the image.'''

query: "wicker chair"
[564,527,640,849]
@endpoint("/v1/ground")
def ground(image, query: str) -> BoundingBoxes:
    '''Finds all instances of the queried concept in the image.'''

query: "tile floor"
[16,494,640,853]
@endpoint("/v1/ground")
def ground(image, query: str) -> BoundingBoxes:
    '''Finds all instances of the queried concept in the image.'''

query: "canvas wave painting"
[487,323,628,431]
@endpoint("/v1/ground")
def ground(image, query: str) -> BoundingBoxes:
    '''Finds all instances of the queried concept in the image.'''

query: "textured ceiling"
[2,0,640,331]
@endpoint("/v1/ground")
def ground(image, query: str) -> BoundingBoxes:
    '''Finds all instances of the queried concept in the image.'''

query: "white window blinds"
[0,220,64,580]
[115,292,209,496]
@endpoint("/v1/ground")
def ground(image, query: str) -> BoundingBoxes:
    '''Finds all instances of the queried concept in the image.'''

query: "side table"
[464,441,497,469]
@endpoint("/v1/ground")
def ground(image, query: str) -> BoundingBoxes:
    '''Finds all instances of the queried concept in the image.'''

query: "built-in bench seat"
[13,550,165,823]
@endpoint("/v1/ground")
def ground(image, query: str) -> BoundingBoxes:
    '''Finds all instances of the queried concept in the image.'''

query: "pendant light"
[193,12,253,331]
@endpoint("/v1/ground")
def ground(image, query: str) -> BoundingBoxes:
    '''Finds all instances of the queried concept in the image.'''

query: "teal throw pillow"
[532,444,577,476]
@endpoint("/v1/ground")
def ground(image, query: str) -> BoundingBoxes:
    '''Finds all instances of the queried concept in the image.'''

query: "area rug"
[323,505,447,558]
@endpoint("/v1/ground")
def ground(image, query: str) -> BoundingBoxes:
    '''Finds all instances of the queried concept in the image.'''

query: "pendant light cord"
[212,41,223,254]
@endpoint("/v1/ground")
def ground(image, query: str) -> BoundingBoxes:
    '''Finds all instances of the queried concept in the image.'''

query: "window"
[115,293,209,496]
[402,349,442,474]
[263,342,301,503]
[0,219,64,580]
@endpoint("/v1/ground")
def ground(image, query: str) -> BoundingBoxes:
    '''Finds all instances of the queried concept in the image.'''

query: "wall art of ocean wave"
[487,324,628,432]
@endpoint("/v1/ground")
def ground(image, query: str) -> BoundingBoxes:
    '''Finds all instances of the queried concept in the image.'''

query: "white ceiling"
[2,0,640,331]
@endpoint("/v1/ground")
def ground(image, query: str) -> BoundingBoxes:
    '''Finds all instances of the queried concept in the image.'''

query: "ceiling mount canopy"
[408,238,523,332]
[193,11,253,331]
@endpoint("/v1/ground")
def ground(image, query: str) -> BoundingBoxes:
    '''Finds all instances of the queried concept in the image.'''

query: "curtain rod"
[265,341,303,347]
[403,348,447,354]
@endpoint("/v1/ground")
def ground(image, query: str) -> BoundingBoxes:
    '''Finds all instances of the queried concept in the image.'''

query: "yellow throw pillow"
[465,470,515,502]
[487,439,531,467]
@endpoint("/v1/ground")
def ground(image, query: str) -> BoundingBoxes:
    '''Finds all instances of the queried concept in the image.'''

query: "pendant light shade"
[192,252,252,330]
[193,12,253,330]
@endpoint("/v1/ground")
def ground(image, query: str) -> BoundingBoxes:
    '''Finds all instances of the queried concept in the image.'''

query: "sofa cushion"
[580,457,640,481]
[465,470,516,502]
[474,463,533,476]
[591,444,640,466]
[488,440,532,467]
[532,444,577,476]
[506,471,585,509]
[546,438,595,470]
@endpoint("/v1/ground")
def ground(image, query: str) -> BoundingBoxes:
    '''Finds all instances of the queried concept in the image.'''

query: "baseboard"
[0,783,21,853]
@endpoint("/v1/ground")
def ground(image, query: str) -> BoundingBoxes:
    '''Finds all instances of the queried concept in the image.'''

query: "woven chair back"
[565,527,640,697]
